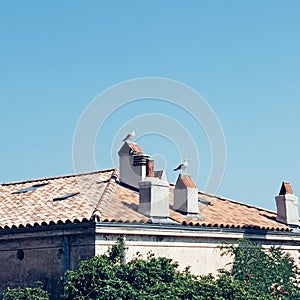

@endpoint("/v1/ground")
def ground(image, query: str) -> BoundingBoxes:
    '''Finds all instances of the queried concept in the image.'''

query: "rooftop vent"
[53,192,80,201]
[12,183,49,194]
[275,182,299,226]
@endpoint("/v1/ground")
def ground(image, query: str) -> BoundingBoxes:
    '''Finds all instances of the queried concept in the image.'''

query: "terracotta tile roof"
[0,169,113,229]
[0,169,291,231]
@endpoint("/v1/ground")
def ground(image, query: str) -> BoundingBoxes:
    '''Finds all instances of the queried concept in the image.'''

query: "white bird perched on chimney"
[173,159,189,172]
[122,129,136,142]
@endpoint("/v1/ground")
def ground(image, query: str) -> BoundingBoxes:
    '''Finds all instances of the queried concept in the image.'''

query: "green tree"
[63,238,198,300]
[220,239,300,299]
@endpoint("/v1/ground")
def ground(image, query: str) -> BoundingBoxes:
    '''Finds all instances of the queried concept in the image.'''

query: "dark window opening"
[12,183,49,194]
[16,249,24,261]
[53,192,80,201]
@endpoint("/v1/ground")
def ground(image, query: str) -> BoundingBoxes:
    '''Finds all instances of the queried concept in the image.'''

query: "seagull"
[122,129,136,142]
[173,159,189,172]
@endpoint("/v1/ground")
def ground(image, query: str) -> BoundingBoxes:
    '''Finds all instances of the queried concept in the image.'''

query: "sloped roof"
[0,169,290,231]
[0,169,116,229]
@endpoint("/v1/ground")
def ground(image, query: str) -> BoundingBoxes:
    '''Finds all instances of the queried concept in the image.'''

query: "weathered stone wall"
[1,223,300,299]
[95,227,300,277]
[95,232,231,275]
[0,224,95,300]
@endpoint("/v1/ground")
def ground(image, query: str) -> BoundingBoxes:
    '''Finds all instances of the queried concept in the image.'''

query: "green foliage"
[107,236,126,264]
[63,246,197,300]
[4,239,299,299]
[3,286,49,300]
[63,238,300,300]
[220,239,300,299]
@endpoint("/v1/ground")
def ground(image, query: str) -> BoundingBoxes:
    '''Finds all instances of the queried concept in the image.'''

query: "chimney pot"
[138,176,169,218]
[133,154,149,166]
[275,182,299,226]
[147,160,155,177]
[174,174,199,215]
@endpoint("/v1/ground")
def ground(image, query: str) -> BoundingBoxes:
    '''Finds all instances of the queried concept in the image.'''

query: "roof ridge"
[1,168,116,186]
[92,169,119,221]
[198,190,276,214]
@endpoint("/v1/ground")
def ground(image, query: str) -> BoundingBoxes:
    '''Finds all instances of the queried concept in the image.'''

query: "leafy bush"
[220,239,300,299]
[3,286,49,300]
[63,244,196,299]
[5,239,300,299]
[63,238,300,299]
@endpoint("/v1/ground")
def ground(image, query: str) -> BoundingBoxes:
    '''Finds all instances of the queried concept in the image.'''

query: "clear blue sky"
[1,1,300,211]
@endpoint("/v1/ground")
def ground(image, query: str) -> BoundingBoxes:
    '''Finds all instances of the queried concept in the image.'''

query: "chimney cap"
[279,181,293,195]
[133,154,150,166]
[176,174,197,189]
[118,141,143,156]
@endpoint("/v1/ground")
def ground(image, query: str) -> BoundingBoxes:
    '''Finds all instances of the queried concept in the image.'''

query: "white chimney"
[118,141,149,189]
[138,171,170,219]
[275,182,299,226]
[173,174,199,215]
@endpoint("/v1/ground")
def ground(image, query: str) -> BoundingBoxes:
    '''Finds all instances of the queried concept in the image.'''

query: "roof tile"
[0,168,291,231]
[180,174,197,188]
[127,142,143,154]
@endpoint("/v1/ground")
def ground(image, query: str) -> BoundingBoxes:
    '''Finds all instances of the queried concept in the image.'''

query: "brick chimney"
[118,141,149,189]
[275,182,299,226]
[173,174,199,215]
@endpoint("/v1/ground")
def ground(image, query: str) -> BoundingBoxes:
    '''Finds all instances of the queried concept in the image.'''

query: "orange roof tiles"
[180,174,197,188]
[0,169,291,231]
[0,170,112,229]
[127,142,143,154]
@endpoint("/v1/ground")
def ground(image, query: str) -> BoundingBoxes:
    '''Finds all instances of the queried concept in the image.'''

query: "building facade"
[0,141,299,299]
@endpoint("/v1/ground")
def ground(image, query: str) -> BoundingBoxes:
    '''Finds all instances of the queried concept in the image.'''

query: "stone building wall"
[95,231,231,276]
[0,224,95,300]
[1,223,300,299]
[95,226,300,277]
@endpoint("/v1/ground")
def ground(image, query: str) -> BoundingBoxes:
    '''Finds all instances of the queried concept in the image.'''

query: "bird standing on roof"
[122,129,136,142]
[173,159,189,172]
